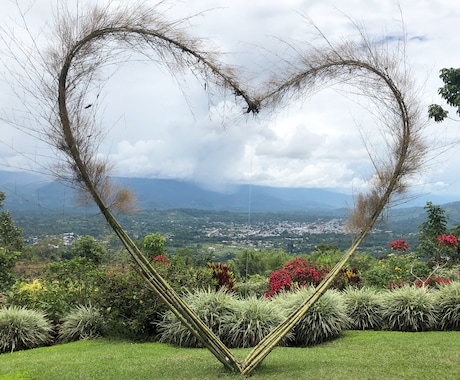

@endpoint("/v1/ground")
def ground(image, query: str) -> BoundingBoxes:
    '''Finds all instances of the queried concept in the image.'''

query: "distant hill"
[0,171,354,213]
[0,170,459,218]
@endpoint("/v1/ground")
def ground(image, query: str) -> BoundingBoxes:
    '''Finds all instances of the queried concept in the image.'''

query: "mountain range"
[0,170,457,214]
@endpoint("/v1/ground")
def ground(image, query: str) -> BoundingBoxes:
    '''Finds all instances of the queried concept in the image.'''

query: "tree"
[142,233,166,261]
[71,235,106,265]
[417,201,448,261]
[428,68,460,122]
[0,192,24,291]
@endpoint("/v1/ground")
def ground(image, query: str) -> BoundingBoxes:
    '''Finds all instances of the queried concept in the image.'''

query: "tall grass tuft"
[59,304,106,343]
[221,296,286,348]
[275,288,350,346]
[157,288,236,347]
[0,306,53,353]
[344,287,384,330]
[381,286,437,332]
[435,281,460,330]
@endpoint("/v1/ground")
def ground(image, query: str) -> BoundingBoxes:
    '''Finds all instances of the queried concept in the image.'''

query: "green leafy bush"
[59,304,106,342]
[234,274,269,298]
[381,286,437,332]
[221,296,286,348]
[90,267,165,340]
[363,253,430,288]
[6,258,103,323]
[275,288,350,346]
[0,306,53,353]
[157,288,236,347]
[435,281,460,330]
[6,279,73,324]
[344,287,384,330]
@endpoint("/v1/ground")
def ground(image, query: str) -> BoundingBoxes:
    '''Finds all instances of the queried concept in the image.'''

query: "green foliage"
[381,286,437,332]
[90,267,166,340]
[6,258,102,323]
[435,281,460,330]
[6,278,76,324]
[158,288,236,347]
[0,192,24,291]
[276,288,350,346]
[0,247,21,292]
[0,306,53,353]
[71,236,106,265]
[363,253,430,288]
[308,244,342,266]
[234,274,269,298]
[417,201,448,261]
[428,67,460,122]
[230,248,291,279]
[59,304,106,342]
[222,296,286,348]
[344,287,384,330]
[142,233,166,261]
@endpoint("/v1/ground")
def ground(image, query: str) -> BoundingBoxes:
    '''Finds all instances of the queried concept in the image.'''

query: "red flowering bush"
[265,269,292,297]
[389,239,409,252]
[265,258,328,297]
[437,234,458,248]
[208,262,235,292]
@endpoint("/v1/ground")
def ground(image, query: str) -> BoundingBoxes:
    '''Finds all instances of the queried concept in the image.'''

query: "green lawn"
[1,331,459,380]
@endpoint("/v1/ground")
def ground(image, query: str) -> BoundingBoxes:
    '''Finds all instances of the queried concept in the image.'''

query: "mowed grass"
[0,331,459,380]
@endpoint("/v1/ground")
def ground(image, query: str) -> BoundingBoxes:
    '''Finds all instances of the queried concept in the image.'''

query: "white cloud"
[0,0,460,201]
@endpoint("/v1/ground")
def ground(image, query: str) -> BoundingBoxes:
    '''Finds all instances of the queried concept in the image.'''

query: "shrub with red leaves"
[415,276,451,288]
[265,258,328,297]
[265,269,292,297]
[389,239,409,252]
[207,262,235,291]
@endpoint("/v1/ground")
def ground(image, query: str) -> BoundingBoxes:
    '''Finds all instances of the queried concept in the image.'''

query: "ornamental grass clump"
[59,304,106,343]
[0,306,53,353]
[157,288,236,347]
[381,286,437,332]
[221,296,287,348]
[434,281,460,330]
[275,287,350,346]
[344,287,384,330]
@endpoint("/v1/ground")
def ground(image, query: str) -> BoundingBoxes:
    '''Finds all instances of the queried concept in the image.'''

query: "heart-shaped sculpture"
[43,3,424,376]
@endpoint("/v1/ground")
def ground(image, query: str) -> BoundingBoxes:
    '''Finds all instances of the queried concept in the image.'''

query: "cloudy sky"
[1,0,459,201]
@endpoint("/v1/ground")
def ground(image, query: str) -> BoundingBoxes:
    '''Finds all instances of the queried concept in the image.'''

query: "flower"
[389,239,409,252]
[436,234,458,248]
[152,255,170,266]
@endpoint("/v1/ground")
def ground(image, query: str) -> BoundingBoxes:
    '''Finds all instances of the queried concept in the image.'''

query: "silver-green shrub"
[157,288,236,347]
[381,286,437,331]
[275,288,350,346]
[221,296,286,348]
[0,306,53,353]
[435,281,460,330]
[59,304,106,342]
[344,287,384,330]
